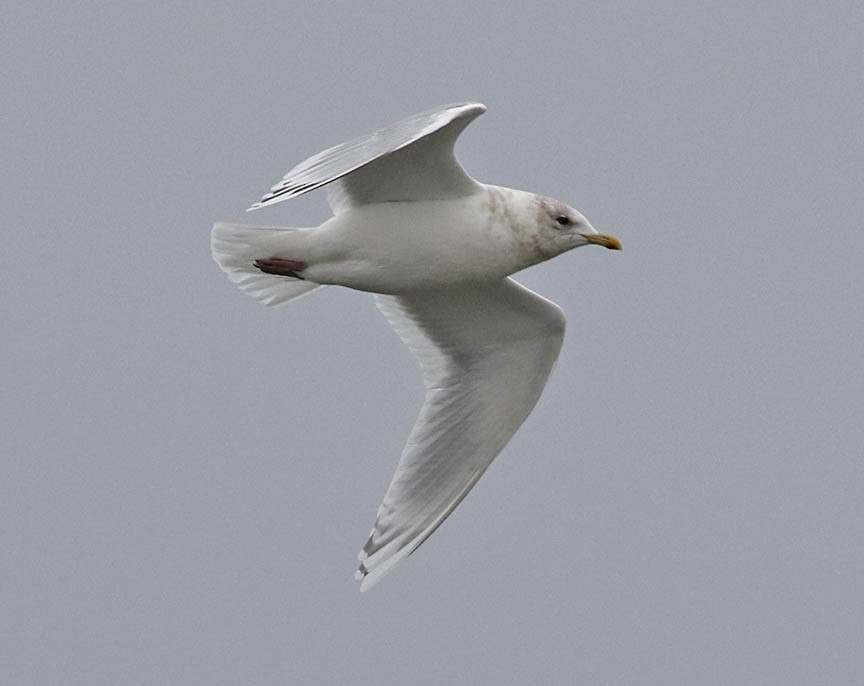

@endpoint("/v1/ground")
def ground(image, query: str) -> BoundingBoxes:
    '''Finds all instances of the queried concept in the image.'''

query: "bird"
[211,102,621,591]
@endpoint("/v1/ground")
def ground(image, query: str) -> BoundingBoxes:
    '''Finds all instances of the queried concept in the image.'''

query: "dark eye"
[555,215,571,227]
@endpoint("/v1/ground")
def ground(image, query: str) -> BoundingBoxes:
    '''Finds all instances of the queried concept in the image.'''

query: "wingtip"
[355,564,376,592]
[246,196,275,211]
[354,566,366,583]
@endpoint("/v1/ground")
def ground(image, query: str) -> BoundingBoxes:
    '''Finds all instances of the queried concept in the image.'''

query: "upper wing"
[248,103,485,213]
[357,278,566,590]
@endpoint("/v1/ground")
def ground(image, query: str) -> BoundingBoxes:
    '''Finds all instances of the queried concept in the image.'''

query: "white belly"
[302,191,535,294]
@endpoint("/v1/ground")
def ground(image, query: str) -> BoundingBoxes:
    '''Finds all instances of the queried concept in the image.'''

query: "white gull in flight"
[211,103,621,590]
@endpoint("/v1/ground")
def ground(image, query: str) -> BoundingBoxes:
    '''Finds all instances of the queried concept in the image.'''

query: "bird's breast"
[308,193,534,294]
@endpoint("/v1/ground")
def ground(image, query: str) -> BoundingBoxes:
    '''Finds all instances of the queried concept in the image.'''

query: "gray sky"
[3,2,863,684]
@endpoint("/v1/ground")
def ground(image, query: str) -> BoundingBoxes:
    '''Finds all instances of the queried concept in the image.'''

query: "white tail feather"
[211,222,324,306]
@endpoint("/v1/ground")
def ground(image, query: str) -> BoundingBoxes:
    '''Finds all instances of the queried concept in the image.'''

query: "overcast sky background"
[3,2,863,684]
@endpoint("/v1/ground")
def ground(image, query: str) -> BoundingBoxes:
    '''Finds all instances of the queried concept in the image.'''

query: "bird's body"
[211,103,620,590]
[240,187,570,294]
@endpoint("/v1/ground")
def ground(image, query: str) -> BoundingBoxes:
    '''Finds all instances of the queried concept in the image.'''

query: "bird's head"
[537,197,621,255]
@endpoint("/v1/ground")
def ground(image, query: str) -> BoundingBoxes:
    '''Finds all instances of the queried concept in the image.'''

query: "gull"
[211,103,620,591]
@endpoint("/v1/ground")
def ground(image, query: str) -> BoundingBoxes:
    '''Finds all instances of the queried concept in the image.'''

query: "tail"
[211,222,324,306]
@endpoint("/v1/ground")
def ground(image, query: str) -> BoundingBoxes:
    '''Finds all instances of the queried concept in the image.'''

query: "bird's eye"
[554,215,571,227]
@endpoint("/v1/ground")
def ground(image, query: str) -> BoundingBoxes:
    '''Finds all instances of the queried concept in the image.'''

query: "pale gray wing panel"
[357,279,566,590]
[248,103,486,212]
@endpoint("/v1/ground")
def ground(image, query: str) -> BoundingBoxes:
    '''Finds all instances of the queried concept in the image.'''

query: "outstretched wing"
[357,278,566,590]
[248,103,485,213]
